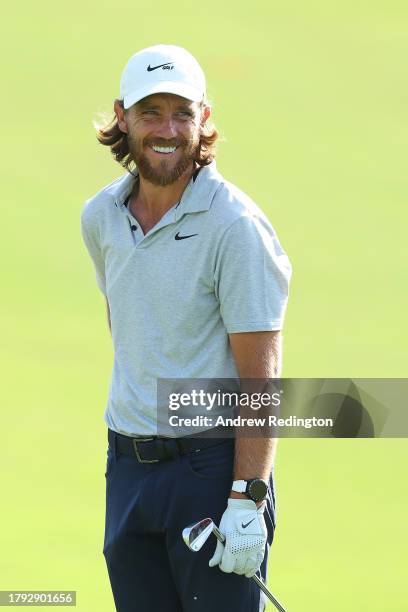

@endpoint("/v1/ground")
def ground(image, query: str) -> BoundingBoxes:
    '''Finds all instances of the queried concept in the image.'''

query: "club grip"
[211,526,287,612]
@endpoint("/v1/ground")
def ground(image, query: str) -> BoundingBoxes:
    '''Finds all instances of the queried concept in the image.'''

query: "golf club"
[182,518,287,612]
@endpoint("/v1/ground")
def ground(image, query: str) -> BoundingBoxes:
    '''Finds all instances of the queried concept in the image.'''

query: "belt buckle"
[132,438,159,463]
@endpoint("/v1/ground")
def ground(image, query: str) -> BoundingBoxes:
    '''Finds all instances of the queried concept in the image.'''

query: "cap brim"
[123,81,204,109]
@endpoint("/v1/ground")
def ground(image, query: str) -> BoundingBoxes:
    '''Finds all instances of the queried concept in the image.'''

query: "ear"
[114,99,128,133]
[200,104,211,127]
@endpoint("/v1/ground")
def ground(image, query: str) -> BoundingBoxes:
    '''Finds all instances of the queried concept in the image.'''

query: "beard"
[127,132,200,187]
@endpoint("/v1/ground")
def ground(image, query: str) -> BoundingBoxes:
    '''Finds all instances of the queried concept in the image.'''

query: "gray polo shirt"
[80,161,292,436]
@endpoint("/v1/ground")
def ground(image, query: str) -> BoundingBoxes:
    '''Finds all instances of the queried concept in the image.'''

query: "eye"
[178,111,193,117]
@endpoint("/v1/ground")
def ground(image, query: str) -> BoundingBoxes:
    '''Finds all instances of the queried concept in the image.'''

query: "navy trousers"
[103,431,276,612]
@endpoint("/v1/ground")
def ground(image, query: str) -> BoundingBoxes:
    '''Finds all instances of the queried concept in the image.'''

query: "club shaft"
[252,575,286,612]
[212,526,287,612]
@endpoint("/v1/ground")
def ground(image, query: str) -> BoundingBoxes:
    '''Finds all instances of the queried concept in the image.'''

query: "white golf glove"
[209,498,267,577]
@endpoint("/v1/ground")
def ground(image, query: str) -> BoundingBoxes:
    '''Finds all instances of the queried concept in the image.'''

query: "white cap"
[119,44,206,109]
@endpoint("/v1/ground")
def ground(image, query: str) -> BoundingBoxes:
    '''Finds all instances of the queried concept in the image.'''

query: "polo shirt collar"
[105,161,223,216]
[176,161,223,217]
[105,171,136,208]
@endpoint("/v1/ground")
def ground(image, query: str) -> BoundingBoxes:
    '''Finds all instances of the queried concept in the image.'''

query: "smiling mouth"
[150,145,180,155]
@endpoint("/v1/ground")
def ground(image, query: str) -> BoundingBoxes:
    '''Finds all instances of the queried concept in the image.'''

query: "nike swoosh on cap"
[175,232,199,241]
[147,62,174,72]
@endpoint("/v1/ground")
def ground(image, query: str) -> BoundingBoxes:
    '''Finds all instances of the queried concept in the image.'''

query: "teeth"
[152,146,177,154]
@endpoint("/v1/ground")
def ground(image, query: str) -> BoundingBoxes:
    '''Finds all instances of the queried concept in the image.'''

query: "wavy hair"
[93,99,219,174]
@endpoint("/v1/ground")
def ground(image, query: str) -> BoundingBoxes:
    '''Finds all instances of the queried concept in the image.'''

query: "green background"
[1,1,407,610]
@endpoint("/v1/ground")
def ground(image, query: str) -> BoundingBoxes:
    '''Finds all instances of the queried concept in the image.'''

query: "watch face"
[248,479,268,502]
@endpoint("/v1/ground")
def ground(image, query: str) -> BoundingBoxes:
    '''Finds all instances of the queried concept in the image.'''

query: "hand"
[208,498,267,577]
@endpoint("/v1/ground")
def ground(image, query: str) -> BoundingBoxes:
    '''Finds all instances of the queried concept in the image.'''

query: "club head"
[182,518,214,552]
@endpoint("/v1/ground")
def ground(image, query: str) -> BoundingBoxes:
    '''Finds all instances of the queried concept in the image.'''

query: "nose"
[155,114,178,140]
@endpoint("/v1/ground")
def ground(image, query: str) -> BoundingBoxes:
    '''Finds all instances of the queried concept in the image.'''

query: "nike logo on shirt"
[241,518,256,529]
[175,232,198,240]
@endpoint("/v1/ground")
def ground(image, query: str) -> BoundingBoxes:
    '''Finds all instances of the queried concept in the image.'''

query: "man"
[80,44,292,612]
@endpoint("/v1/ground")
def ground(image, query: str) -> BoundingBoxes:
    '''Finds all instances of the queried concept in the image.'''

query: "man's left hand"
[208,498,267,577]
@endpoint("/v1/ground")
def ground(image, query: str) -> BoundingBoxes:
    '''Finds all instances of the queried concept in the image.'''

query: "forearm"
[227,331,282,501]
[233,436,276,482]
[230,383,278,505]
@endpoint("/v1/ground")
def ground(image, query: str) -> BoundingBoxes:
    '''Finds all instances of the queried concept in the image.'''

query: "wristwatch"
[231,478,268,503]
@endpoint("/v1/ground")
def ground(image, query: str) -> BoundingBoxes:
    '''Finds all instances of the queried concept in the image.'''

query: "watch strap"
[231,479,247,494]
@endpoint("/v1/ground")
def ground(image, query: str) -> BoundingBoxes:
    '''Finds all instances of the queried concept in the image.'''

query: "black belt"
[108,428,233,464]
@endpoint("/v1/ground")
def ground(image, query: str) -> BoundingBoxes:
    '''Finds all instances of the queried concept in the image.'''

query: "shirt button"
[131,225,137,231]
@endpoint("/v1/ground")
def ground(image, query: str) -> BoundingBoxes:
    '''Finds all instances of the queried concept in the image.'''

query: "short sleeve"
[214,214,292,333]
[80,202,107,296]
